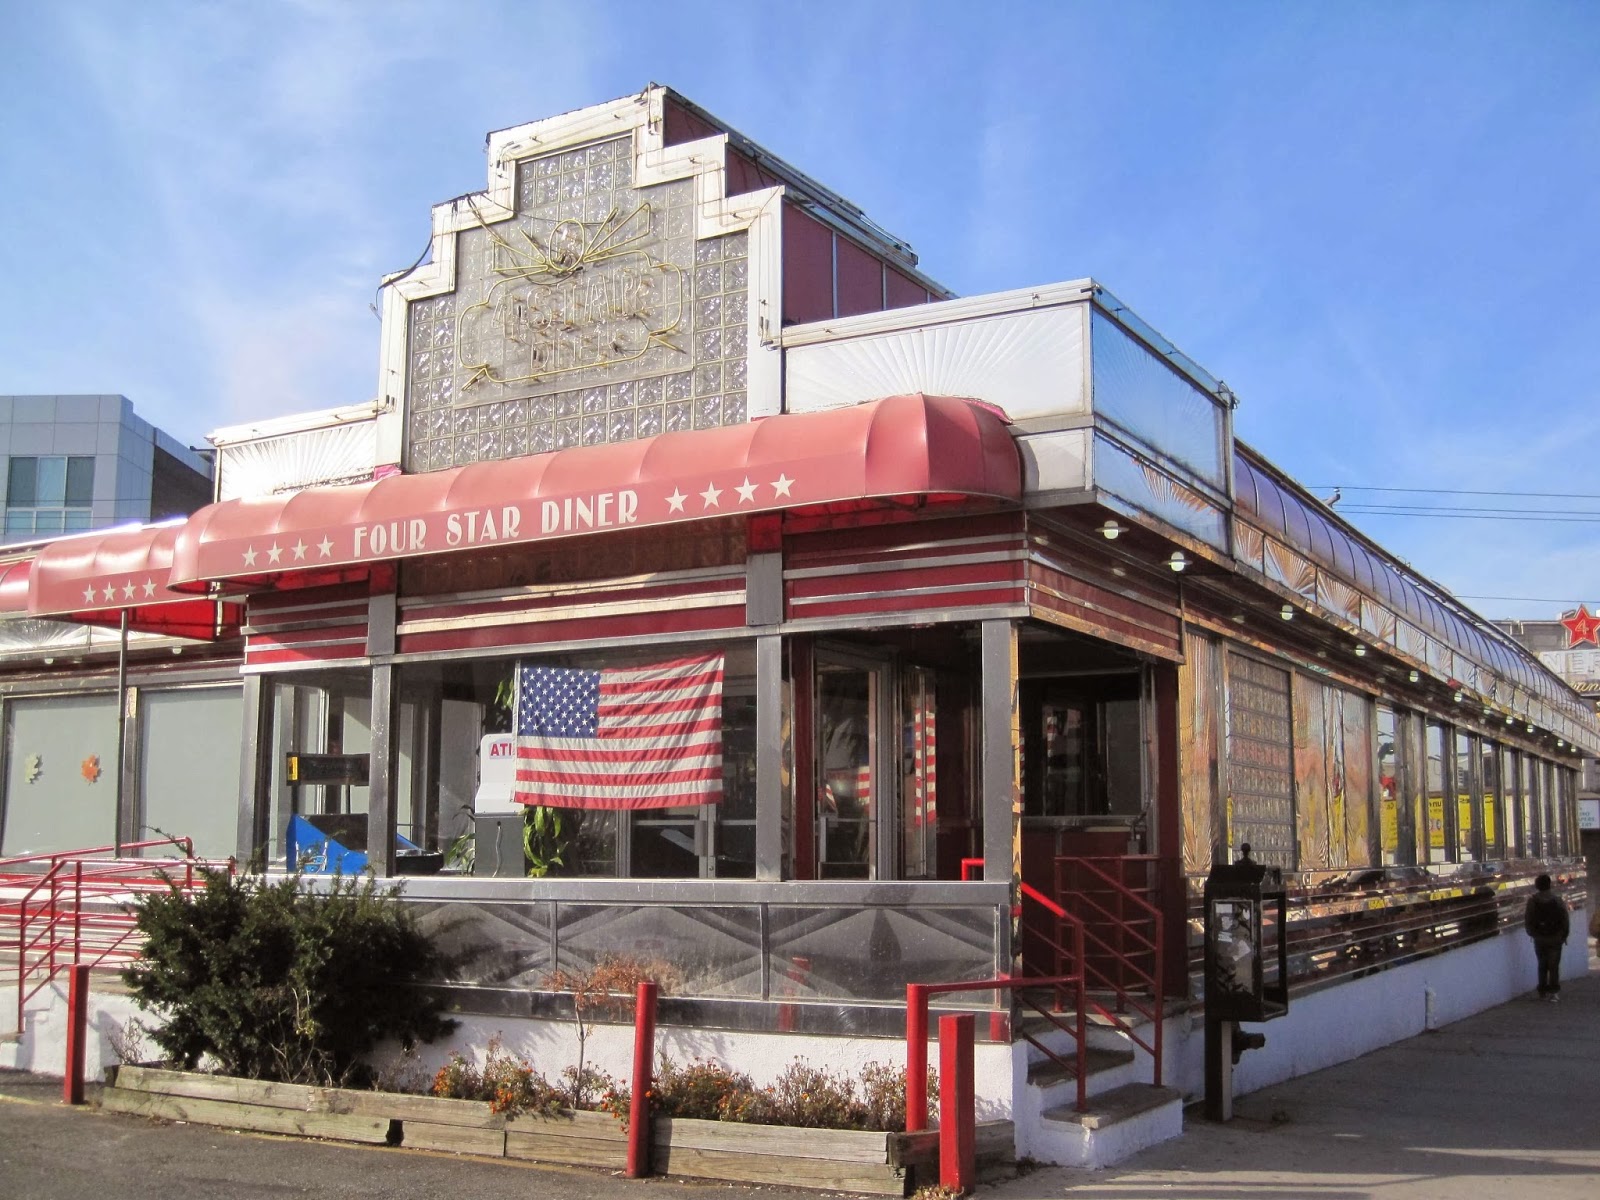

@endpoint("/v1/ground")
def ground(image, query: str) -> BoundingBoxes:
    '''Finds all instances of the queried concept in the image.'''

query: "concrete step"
[1027,1082,1185,1169]
[1016,993,1178,1031]
[1025,1043,1135,1087]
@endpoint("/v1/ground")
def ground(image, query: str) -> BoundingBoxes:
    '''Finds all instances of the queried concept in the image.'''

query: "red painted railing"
[1,838,228,1035]
[1054,854,1166,1086]
[910,862,1090,1127]
[958,854,1168,1095]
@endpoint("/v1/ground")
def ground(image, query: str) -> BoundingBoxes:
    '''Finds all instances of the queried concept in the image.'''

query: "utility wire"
[1344,508,1600,524]
[1344,505,1600,518]
[1309,484,1600,500]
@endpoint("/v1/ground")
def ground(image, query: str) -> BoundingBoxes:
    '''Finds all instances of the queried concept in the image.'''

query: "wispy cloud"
[52,3,597,423]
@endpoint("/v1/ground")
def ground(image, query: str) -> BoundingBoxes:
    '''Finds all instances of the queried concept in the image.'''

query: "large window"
[1502,746,1522,856]
[1422,721,1451,864]
[1480,740,1503,859]
[1455,731,1479,862]
[4,455,95,537]
[1521,754,1541,855]
[140,686,244,859]
[281,645,768,880]
[1377,704,1404,865]
[1,692,119,854]
[816,657,877,879]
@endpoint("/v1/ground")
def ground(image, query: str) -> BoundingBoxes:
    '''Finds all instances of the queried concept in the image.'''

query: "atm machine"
[472,733,526,877]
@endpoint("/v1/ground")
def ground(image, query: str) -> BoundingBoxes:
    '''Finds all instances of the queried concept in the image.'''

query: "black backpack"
[1529,894,1565,938]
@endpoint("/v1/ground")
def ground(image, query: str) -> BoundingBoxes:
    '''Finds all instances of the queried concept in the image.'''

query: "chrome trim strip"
[398,589,746,636]
[784,548,1027,581]
[396,564,747,611]
[789,579,1021,607]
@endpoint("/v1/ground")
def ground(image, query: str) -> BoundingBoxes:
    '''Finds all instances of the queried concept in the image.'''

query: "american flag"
[512,654,725,810]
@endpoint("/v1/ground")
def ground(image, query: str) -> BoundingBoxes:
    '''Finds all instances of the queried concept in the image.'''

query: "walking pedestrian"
[1523,874,1570,1001]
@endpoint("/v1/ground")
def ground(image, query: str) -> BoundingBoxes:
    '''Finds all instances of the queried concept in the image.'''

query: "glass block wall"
[405,136,751,471]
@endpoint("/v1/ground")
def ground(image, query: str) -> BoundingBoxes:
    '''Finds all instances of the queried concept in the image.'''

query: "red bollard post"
[626,981,658,1178]
[64,964,90,1105]
[905,983,929,1132]
[938,1013,975,1193]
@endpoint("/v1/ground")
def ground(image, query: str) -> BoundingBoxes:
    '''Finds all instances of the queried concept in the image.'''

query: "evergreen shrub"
[123,869,457,1086]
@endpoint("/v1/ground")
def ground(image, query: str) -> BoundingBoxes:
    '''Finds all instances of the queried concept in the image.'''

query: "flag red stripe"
[598,695,722,721]
[515,771,723,790]
[599,667,724,697]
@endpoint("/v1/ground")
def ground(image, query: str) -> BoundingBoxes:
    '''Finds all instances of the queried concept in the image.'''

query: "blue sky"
[2,1,1597,622]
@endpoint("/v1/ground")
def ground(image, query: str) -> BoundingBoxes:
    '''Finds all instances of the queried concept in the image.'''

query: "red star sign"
[1560,603,1600,647]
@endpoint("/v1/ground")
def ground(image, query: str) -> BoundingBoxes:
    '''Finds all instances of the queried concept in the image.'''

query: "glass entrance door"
[815,658,880,878]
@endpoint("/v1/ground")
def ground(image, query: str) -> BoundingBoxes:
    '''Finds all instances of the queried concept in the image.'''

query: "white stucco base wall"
[1164,925,1592,1103]
[9,923,1588,1134]
[1,979,145,1078]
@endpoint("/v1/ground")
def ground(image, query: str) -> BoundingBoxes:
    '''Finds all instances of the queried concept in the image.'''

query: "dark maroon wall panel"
[663,98,721,146]
[726,148,783,197]
[887,266,932,311]
[783,203,835,326]
[836,237,885,318]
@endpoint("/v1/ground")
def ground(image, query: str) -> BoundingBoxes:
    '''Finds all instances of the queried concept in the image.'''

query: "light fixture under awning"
[27,523,242,640]
[168,393,1021,594]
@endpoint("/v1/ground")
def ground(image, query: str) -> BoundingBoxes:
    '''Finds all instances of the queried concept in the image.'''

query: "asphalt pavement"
[3,948,1597,1200]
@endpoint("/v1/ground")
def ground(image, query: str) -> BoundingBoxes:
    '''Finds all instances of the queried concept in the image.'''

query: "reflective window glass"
[817,662,874,879]
[1377,704,1402,865]
[1521,754,1540,854]
[1455,731,1477,861]
[5,457,37,506]
[35,457,66,506]
[1480,740,1502,858]
[65,456,95,505]
[1423,722,1450,863]
[1502,746,1520,856]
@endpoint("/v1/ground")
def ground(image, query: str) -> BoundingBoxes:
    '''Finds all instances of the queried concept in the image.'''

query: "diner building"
[2,88,1593,1164]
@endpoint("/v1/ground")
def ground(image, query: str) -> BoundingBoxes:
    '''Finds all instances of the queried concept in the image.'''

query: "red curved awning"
[0,556,32,616]
[170,394,1019,593]
[27,523,242,640]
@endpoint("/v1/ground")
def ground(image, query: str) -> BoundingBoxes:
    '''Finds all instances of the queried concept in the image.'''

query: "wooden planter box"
[101,1066,1009,1196]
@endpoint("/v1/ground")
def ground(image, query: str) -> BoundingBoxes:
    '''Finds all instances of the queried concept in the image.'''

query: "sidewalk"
[2,950,1597,1199]
[989,947,1600,1200]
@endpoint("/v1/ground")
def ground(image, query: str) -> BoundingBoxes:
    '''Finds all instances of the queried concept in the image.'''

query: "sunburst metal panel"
[1360,597,1397,645]
[218,422,380,501]
[555,904,763,998]
[1398,620,1428,661]
[784,304,1087,418]
[1263,538,1316,599]
[411,899,557,988]
[767,904,995,1003]
[1094,438,1226,549]
[1316,574,1363,624]
[1234,520,1264,572]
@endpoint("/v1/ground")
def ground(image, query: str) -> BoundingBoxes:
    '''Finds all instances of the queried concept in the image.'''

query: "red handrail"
[908,878,1091,1130]
[0,835,196,874]
[3,842,227,1034]
[1055,854,1166,1087]
[957,853,1169,1093]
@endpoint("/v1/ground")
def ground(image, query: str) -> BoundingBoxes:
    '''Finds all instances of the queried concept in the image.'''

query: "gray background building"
[0,394,212,539]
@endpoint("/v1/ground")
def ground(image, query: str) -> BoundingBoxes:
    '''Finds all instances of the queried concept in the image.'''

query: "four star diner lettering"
[222,472,798,576]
